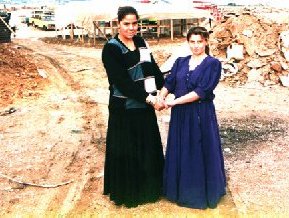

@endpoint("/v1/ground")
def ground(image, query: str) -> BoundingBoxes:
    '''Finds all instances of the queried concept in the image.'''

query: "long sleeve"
[140,39,164,90]
[102,43,148,102]
[150,54,165,90]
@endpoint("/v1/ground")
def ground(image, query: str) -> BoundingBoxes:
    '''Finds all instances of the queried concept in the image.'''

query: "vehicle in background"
[56,24,88,38]
[28,8,55,30]
[28,9,45,25]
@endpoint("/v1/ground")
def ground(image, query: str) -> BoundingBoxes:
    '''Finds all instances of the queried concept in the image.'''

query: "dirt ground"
[1,29,289,217]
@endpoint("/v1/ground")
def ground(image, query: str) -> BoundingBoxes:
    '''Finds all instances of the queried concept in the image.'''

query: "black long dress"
[102,34,164,208]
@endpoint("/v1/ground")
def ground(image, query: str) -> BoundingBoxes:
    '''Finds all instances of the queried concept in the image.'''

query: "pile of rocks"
[210,7,289,87]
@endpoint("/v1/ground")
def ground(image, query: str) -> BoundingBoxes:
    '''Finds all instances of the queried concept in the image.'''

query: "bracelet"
[146,94,156,106]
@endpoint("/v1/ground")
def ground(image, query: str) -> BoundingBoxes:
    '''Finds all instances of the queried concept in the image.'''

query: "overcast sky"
[3,0,289,8]
[210,0,288,7]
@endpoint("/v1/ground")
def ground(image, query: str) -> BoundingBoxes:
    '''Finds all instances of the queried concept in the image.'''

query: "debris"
[247,69,263,83]
[74,67,95,73]
[242,29,253,38]
[37,69,48,78]
[224,148,231,153]
[226,43,244,61]
[0,172,73,189]
[71,129,82,134]
[221,61,239,80]
[247,59,266,69]
[280,75,289,87]
[0,107,17,116]
[210,9,289,86]
[96,171,104,178]
[255,49,276,57]
[270,62,282,72]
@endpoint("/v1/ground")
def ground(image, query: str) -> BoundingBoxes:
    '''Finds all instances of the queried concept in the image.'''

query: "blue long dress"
[163,55,226,209]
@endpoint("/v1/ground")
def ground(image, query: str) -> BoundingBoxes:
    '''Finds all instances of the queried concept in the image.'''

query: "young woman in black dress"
[102,6,165,208]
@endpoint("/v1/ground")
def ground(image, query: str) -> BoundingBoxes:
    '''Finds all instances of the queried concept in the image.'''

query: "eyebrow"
[189,37,203,41]
[123,21,138,25]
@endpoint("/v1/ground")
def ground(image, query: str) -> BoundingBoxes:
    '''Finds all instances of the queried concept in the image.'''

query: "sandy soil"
[1,27,289,217]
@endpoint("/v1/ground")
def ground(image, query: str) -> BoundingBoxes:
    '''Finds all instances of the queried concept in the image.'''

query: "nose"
[194,42,201,48]
[129,24,134,29]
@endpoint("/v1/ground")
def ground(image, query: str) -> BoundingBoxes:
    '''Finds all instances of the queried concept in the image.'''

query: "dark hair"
[117,6,139,22]
[187,26,210,55]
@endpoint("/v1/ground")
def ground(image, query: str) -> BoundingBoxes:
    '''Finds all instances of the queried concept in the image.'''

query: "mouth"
[128,32,136,37]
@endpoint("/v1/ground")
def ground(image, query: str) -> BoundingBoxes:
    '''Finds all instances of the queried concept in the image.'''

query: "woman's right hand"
[154,100,165,111]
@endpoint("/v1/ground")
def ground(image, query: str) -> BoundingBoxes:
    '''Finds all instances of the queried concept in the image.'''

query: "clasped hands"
[146,94,175,111]
[154,97,166,111]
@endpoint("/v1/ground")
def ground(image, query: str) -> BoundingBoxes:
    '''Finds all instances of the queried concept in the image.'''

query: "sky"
[169,0,289,8]
[1,0,289,8]
[210,0,288,7]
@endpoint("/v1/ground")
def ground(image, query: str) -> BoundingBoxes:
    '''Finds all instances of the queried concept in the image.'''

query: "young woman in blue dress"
[159,26,226,209]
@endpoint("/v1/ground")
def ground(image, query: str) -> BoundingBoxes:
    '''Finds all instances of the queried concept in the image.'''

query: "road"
[1,32,289,216]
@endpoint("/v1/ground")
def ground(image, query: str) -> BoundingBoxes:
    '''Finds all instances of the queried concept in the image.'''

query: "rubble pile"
[210,8,289,87]
[0,44,43,106]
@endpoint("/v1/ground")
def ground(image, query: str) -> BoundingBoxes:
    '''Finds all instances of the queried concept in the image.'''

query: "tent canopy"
[54,0,212,29]
[137,1,213,20]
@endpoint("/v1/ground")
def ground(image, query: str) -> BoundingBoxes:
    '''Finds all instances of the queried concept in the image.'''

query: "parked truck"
[28,8,55,30]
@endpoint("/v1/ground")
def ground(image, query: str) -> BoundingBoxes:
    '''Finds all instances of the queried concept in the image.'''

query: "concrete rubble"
[210,6,289,87]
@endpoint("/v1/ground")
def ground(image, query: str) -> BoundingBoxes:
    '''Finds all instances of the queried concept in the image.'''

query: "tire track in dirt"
[4,39,107,215]
[38,46,107,215]
[36,54,104,214]
[4,38,242,216]
[18,44,80,92]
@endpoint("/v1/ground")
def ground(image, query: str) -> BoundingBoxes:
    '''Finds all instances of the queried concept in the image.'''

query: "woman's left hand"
[165,99,176,107]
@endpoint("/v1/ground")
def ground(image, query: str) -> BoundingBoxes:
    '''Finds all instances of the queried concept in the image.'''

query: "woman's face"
[118,14,138,40]
[188,34,207,56]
